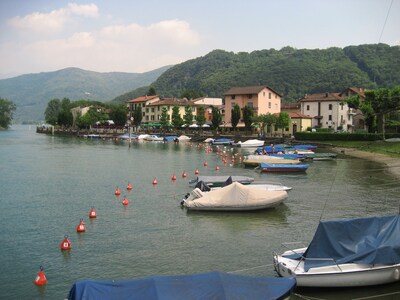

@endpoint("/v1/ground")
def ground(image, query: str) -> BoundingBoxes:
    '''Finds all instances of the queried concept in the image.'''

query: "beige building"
[223,85,282,127]
[339,87,366,131]
[298,92,356,132]
[146,98,197,124]
[127,95,160,123]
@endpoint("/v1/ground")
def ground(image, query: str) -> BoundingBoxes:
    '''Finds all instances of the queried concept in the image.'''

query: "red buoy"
[216,165,220,170]
[115,187,121,196]
[182,171,187,178]
[34,266,48,286]
[195,169,199,175]
[60,235,71,250]
[203,161,208,167]
[76,219,86,233]
[171,174,177,181]
[89,207,97,218]
[122,196,129,205]
[153,178,158,185]
[127,183,133,190]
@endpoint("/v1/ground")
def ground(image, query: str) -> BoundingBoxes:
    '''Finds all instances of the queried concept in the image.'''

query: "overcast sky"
[0,0,399,79]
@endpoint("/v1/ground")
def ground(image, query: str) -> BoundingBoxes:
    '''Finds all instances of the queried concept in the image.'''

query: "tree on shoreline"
[0,98,16,129]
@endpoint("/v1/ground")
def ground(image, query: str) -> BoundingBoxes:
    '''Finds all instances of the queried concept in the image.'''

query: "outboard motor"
[223,176,233,187]
[194,181,211,192]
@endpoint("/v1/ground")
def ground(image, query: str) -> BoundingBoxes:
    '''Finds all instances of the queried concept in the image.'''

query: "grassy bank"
[318,140,400,158]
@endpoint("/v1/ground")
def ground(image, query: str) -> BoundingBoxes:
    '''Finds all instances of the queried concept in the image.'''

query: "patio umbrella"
[189,124,199,128]
[202,124,210,128]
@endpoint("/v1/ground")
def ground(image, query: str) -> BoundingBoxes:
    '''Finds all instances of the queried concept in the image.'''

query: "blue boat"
[259,162,309,172]
[68,271,296,300]
[210,138,234,145]
[163,135,178,142]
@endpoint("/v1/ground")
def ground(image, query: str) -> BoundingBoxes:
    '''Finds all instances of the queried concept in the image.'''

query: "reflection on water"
[0,126,399,299]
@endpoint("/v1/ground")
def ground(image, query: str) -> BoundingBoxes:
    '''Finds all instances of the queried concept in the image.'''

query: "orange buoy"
[127,183,133,190]
[34,266,48,286]
[171,174,177,181]
[203,161,208,167]
[76,219,86,233]
[122,196,129,205]
[115,187,121,196]
[216,165,220,170]
[60,235,71,250]
[153,178,158,185]
[182,171,187,178]
[195,169,199,175]
[89,207,97,218]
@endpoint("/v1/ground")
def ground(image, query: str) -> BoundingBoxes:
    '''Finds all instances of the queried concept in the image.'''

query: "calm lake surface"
[1,125,399,300]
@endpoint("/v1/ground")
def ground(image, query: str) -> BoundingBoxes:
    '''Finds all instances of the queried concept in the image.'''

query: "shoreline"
[330,146,400,179]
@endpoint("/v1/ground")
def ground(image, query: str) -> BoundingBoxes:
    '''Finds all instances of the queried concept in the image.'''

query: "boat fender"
[394,268,400,280]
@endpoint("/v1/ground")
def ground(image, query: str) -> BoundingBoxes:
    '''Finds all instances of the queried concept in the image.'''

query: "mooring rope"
[352,291,400,300]
[227,263,275,274]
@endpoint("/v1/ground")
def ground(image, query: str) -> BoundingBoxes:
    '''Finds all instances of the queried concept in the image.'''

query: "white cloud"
[7,3,99,33]
[0,19,203,74]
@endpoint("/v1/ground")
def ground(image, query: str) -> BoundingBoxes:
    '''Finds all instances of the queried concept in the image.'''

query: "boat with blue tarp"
[68,271,296,300]
[258,162,309,172]
[273,215,400,287]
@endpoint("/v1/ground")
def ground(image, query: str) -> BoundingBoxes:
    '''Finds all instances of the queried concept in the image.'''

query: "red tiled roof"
[127,95,159,103]
[146,98,196,106]
[299,92,343,102]
[281,103,300,109]
[224,85,282,97]
[288,112,312,118]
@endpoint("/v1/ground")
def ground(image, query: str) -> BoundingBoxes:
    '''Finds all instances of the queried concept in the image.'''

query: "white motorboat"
[235,139,265,148]
[137,134,149,140]
[143,134,164,141]
[273,215,400,287]
[189,175,254,187]
[182,182,287,211]
[243,155,301,167]
[177,135,191,141]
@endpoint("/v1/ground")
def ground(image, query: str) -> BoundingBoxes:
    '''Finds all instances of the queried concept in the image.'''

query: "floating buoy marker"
[115,187,121,196]
[89,207,97,218]
[34,266,48,286]
[182,171,187,178]
[153,178,158,185]
[195,169,199,175]
[122,196,129,205]
[216,165,220,171]
[127,183,132,190]
[171,174,177,181]
[76,219,86,233]
[60,235,71,250]
[203,161,208,167]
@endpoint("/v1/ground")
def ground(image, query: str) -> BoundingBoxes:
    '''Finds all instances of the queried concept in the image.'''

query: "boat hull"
[274,250,400,287]
[259,163,309,172]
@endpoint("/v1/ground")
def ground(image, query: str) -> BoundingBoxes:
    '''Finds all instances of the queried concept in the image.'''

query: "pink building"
[223,85,282,127]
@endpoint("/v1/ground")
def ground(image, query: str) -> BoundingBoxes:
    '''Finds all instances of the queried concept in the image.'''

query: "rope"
[352,291,400,300]
[294,293,327,300]
[227,263,275,274]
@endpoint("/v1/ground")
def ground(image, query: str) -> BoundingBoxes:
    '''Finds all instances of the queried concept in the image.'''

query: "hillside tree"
[211,106,222,130]
[171,105,184,129]
[159,106,170,130]
[0,98,16,129]
[45,98,61,125]
[183,105,194,125]
[242,105,254,133]
[275,112,290,135]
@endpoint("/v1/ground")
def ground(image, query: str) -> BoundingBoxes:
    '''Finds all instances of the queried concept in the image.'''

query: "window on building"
[269,92,271,99]
[247,102,253,108]
[306,105,310,111]
[328,115,332,121]
[151,108,155,112]
[268,102,271,109]
[248,94,252,99]
[329,104,332,110]
[341,103,344,110]
[146,108,149,113]
[263,92,265,96]
[231,95,235,100]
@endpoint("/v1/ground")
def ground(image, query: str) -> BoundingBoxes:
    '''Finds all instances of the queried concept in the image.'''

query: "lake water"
[0,125,399,299]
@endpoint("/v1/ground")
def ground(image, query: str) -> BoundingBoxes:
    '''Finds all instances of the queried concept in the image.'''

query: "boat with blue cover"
[273,215,400,287]
[258,162,309,172]
[209,138,234,145]
[68,271,296,300]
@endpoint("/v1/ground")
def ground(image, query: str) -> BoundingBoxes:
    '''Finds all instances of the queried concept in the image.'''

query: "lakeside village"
[37,85,368,143]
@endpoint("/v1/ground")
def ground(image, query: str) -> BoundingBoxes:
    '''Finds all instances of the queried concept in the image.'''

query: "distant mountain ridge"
[0,66,171,122]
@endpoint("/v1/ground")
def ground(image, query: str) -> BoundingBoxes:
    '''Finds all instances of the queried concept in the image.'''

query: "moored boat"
[68,271,296,300]
[243,155,301,167]
[189,175,254,187]
[182,181,288,211]
[258,162,309,172]
[235,139,265,148]
[273,215,400,287]
[209,138,234,145]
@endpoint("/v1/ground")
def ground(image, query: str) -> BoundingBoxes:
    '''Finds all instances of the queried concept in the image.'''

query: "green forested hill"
[0,66,171,122]
[149,43,399,101]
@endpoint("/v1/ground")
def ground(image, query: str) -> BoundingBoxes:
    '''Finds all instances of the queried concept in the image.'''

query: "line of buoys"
[115,187,121,196]
[76,219,86,233]
[122,195,129,206]
[34,266,48,286]
[89,207,97,218]
[60,235,71,250]
[127,183,133,190]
